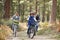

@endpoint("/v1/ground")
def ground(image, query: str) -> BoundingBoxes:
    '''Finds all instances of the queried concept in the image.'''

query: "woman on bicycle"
[11,12,20,36]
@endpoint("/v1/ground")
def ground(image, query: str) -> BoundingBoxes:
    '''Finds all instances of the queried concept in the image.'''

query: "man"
[36,14,40,32]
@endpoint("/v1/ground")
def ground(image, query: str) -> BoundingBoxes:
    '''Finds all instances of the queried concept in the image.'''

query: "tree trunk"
[30,0,32,13]
[4,0,10,19]
[18,0,21,15]
[57,3,60,24]
[42,0,45,22]
[36,0,37,14]
[49,0,57,24]
[22,4,24,22]
[47,5,50,21]
[30,5,32,12]
[11,0,14,16]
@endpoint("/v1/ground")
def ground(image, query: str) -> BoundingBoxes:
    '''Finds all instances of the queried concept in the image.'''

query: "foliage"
[54,34,60,39]
[40,22,49,28]
[0,25,13,40]
[37,29,46,35]
[37,22,49,35]
[0,0,55,22]
[37,27,54,35]
[0,19,13,26]
[56,0,60,20]
[0,0,59,24]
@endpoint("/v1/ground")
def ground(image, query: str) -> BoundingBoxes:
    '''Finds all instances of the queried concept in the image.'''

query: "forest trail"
[7,31,57,40]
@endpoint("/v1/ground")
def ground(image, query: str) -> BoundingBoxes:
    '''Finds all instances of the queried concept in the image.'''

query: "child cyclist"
[27,12,37,35]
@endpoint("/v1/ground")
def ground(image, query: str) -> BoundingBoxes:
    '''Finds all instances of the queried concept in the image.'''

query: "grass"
[37,29,45,35]
[51,34,60,40]
[37,27,52,35]
[54,34,60,38]
[37,26,60,40]
[22,39,24,40]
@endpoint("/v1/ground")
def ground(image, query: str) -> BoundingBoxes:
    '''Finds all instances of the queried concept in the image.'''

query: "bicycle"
[12,20,19,37]
[28,25,36,39]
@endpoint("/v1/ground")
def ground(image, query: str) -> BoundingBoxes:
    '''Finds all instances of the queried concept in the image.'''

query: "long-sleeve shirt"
[11,15,20,25]
[27,16,37,22]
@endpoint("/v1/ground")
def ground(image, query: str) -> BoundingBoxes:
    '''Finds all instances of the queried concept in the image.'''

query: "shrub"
[37,28,46,35]
[0,25,13,40]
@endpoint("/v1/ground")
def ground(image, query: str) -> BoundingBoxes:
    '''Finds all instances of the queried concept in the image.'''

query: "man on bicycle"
[35,14,40,32]
[11,12,20,36]
[27,12,37,35]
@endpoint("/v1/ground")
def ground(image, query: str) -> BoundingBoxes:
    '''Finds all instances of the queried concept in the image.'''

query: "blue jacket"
[28,16,36,26]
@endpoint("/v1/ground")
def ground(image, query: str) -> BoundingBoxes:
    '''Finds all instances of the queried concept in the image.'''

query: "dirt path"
[7,22,57,40]
[7,31,57,40]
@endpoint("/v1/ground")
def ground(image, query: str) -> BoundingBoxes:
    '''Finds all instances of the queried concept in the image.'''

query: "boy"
[27,12,37,35]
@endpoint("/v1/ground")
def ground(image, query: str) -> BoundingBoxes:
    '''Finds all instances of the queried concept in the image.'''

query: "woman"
[11,12,20,37]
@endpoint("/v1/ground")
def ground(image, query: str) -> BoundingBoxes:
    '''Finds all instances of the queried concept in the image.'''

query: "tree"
[49,0,57,24]
[21,3,25,22]
[35,0,37,14]
[42,0,45,22]
[18,0,21,15]
[29,0,32,12]
[57,0,60,23]
[3,0,10,19]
